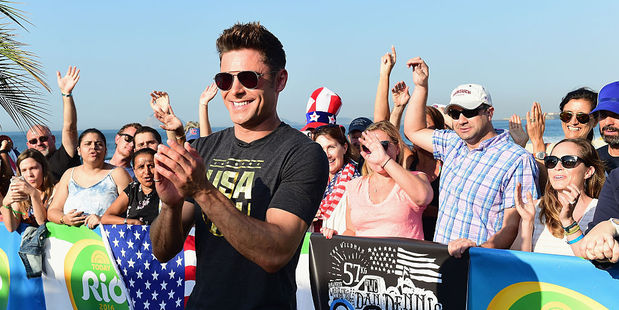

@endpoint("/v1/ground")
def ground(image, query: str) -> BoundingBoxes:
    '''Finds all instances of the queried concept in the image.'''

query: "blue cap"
[591,81,619,115]
[185,127,200,141]
[348,117,372,133]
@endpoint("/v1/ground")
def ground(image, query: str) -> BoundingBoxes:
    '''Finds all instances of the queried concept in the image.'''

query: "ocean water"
[0,119,596,160]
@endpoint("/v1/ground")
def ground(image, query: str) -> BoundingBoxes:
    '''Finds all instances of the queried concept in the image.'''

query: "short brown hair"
[216,22,286,72]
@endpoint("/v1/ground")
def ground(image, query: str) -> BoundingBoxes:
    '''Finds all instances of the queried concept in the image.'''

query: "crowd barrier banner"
[308,234,469,310]
[0,223,46,309]
[468,247,619,309]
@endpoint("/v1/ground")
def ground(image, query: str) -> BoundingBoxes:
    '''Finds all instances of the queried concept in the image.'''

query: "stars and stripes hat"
[301,87,342,131]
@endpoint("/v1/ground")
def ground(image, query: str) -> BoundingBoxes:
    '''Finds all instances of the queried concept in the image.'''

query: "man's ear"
[275,69,288,92]
[486,106,495,120]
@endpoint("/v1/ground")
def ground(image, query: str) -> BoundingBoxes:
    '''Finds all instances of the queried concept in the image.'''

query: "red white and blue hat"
[301,87,342,131]
[185,127,200,141]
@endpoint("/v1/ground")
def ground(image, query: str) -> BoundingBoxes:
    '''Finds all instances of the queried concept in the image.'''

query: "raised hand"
[199,83,218,107]
[526,102,546,146]
[406,57,429,88]
[379,45,396,76]
[359,131,391,169]
[57,66,80,94]
[509,114,529,147]
[557,184,581,226]
[514,182,535,223]
[150,91,182,132]
[391,81,410,108]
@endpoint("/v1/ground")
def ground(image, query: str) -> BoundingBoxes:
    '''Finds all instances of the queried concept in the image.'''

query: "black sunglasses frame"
[362,141,391,154]
[28,136,49,145]
[214,70,278,91]
[559,111,590,124]
[118,133,134,143]
[543,155,584,169]
[446,106,486,120]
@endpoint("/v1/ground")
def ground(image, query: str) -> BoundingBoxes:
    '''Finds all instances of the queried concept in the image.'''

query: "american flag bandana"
[102,224,196,310]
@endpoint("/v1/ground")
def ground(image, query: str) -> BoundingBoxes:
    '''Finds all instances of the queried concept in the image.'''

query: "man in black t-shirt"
[150,23,328,309]
[591,81,619,173]
[26,66,81,182]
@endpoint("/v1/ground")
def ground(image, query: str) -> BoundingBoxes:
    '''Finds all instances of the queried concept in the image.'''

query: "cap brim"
[301,122,328,132]
[591,101,619,115]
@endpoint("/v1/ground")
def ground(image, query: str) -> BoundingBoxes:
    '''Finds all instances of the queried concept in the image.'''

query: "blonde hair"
[361,121,405,176]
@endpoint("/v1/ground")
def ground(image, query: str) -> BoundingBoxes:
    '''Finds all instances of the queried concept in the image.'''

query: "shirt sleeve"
[502,152,540,209]
[432,130,454,162]
[588,169,619,232]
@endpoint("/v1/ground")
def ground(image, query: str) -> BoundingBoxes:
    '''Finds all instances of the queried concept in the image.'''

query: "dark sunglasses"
[446,106,486,120]
[362,141,391,153]
[119,133,134,143]
[214,71,273,91]
[559,111,590,124]
[28,136,49,145]
[543,155,584,169]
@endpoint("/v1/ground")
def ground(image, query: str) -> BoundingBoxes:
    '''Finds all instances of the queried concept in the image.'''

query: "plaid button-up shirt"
[432,129,539,245]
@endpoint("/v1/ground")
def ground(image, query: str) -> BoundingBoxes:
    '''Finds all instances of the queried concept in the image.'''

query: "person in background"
[348,117,373,153]
[102,148,160,225]
[312,124,360,232]
[199,82,217,137]
[1,149,54,232]
[590,81,619,173]
[108,123,142,178]
[26,66,81,182]
[404,56,539,258]
[150,90,187,144]
[300,87,343,138]
[134,126,162,151]
[0,136,19,194]
[47,128,131,229]
[512,139,605,256]
[186,127,200,144]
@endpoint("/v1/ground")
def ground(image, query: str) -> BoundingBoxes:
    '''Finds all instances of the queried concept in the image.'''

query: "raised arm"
[150,91,185,144]
[199,83,218,137]
[390,81,410,129]
[56,66,80,157]
[509,114,529,147]
[403,57,434,153]
[374,46,396,122]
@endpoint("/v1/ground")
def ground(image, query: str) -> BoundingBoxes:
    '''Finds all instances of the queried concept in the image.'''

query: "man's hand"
[391,81,410,108]
[154,140,210,201]
[509,114,529,147]
[379,45,396,76]
[580,220,619,263]
[150,91,183,132]
[199,83,218,107]
[448,238,477,258]
[407,57,429,88]
[57,66,80,94]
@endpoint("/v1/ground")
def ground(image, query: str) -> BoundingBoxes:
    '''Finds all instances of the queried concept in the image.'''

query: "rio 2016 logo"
[0,249,9,310]
[64,239,129,310]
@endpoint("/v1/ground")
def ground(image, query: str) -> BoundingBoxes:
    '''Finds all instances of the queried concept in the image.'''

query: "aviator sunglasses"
[118,133,134,143]
[559,111,591,124]
[214,71,275,91]
[543,155,584,169]
[446,106,486,120]
[362,141,391,153]
[28,136,49,145]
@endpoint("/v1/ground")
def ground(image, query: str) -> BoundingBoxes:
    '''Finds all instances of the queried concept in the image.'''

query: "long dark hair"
[313,124,356,165]
[539,138,605,237]
[16,149,55,207]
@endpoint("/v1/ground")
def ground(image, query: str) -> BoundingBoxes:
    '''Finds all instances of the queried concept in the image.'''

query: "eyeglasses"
[446,106,486,120]
[28,136,49,145]
[543,155,584,169]
[119,133,134,143]
[559,111,590,124]
[214,71,273,91]
[362,141,391,153]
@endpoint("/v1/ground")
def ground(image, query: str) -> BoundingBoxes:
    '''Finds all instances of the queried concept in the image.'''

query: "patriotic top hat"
[301,87,342,131]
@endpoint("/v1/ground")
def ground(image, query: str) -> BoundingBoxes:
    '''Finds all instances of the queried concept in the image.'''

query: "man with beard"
[592,81,619,173]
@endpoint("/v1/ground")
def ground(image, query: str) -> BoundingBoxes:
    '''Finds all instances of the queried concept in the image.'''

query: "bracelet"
[61,92,72,97]
[2,205,11,210]
[11,208,25,216]
[562,221,578,232]
[566,226,581,236]
[381,158,392,169]
[123,218,127,225]
[0,149,9,154]
[566,234,584,245]
[60,215,65,225]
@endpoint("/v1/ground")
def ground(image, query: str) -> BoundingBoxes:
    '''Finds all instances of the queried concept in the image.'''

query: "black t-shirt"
[588,168,619,231]
[47,145,81,183]
[123,181,159,225]
[597,145,619,174]
[187,123,328,309]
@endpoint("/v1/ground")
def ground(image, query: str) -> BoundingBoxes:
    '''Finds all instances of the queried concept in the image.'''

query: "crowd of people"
[0,22,618,308]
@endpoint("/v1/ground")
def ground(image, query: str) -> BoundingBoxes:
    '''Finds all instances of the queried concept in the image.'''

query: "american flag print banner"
[102,224,192,310]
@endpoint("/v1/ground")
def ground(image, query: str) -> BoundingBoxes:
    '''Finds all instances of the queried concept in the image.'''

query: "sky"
[0,0,618,132]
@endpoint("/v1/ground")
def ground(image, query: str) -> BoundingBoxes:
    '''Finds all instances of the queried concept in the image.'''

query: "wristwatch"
[610,218,619,236]
[535,151,546,160]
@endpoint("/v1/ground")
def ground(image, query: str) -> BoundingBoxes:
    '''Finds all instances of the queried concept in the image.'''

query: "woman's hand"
[63,209,86,226]
[558,184,581,226]
[526,102,546,150]
[199,83,218,107]
[379,45,396,76]
[514,182,535,223]
[391,81,410,108]
[150,91,183,132]
[3,182,29,205]
[320,227,338,239]
[126,218,144,225]
[359,131,391,169]
[85,214,101,229]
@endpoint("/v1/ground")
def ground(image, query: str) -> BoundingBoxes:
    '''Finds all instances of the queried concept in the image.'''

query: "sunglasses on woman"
[362,141,390,153]
[543,155,584,169]
[559,111,590,124]
[214,70,275,91]
[446,106,486,120]
[28,136,49,145]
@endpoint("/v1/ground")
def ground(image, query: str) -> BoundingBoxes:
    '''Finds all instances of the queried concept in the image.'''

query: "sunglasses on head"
[28,136,49,145]
[559,111,590,124]
[362,141,390,153]
[543,155,584,169]
[214,70,275,91]
[119,133,134,143]
[446,106,486,120]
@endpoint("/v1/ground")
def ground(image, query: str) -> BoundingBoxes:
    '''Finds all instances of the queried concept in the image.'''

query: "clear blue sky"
[0,0,618,132]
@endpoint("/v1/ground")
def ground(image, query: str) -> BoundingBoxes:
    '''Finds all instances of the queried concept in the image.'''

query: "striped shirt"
[432,129,539,245]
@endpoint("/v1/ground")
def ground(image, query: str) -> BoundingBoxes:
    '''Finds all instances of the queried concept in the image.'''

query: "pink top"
[347,173,426,240]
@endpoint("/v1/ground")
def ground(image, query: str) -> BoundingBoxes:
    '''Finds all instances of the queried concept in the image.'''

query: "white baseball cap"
[447,84,492,110]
